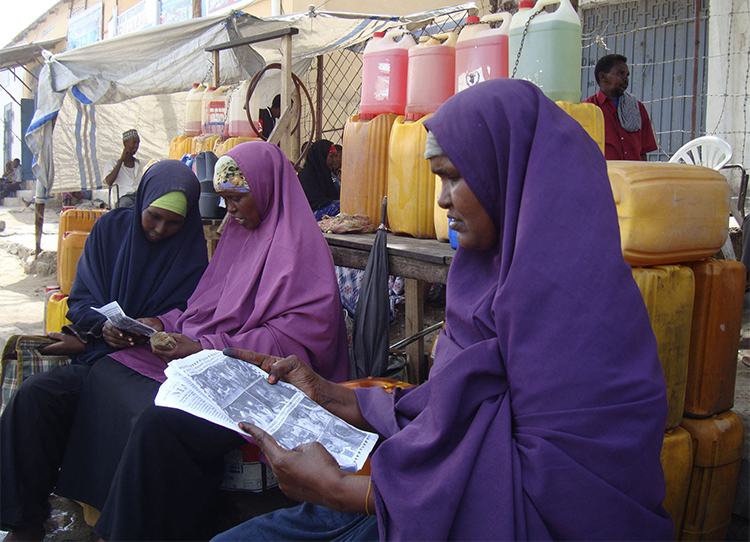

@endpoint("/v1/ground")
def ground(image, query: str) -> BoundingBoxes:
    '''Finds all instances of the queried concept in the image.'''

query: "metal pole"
[0,83,21,106]
[690,0,700,139]
[316,55,323,142]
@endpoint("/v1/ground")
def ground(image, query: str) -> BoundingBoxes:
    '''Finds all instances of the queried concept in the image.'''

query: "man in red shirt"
[583,54,658,161]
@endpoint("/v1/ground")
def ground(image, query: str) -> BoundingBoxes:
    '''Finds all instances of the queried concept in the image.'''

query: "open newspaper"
[154,350,378,472]
[92,300,158,337]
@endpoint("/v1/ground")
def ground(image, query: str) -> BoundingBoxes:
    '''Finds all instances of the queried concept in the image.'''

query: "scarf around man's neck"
[617,91,642,132]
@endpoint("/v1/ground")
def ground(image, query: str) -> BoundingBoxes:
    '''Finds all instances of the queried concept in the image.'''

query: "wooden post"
[212,50,220,88]
[404,278,425,384]
[34,203,45,256]
[280,33,293,158]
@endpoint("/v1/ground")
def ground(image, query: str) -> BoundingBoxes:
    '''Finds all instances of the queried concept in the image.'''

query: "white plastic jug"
[361,29,417,118]
[227,80,256,138]
[185,83,204,137]
[508,0,582,102]
[202,86,231,135]
[405,33,457,119]
[455,13,512,93]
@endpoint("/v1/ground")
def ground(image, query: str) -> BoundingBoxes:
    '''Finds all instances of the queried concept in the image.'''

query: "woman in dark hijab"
[212,80,673,541]
[0,160,208,542]
[297,139,341,220]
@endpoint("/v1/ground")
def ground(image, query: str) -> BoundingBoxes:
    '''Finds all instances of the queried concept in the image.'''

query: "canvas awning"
[25,3,476,196]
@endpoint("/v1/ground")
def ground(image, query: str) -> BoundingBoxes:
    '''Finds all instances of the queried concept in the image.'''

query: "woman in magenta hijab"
[213,80,673,541]
[55,142,349,541]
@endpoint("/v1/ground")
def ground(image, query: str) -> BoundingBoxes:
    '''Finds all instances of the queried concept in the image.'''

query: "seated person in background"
[53,141,350,542]
[0,160,20,199]
[0,161,208,542]
[103,129,144,208]
[212,80,673,542]
[297,140,341,220]
[259,94,281,139]
[583,53,658,161]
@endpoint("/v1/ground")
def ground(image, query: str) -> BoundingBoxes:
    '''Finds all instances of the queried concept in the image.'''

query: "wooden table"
[324,233,455,383]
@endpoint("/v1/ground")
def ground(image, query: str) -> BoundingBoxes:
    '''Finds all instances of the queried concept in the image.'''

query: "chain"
[511,9,543,79]
[201,60,214,86]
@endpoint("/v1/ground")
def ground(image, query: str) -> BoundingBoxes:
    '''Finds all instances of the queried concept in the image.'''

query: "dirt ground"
[0,201,747,541]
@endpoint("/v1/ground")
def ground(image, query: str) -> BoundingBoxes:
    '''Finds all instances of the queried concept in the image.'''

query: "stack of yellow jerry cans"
[607,161,744,541]
[46,209,108,333]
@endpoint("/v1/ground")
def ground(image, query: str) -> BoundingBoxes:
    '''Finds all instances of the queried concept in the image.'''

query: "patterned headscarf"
[213,155,250,192]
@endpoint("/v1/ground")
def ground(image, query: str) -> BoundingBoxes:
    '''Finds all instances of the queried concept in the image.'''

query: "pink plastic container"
[455,13,512,93]
[361,30,416,118]
[405,33,457,119]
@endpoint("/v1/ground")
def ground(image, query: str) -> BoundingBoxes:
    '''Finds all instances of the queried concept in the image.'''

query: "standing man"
[583,54,658,161]
[103,129,143,208]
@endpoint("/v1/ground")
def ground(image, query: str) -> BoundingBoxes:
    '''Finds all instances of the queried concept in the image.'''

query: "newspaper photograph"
[92,301,158,337]
[154,350,378,472]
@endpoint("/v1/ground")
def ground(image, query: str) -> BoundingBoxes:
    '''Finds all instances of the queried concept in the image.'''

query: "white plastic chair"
[669,136,736,259]
[668,135,733,170]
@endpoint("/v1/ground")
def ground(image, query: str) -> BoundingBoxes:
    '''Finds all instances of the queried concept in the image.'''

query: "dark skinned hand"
[151,333,201,362]
[39,332,86,355]
[239,422,368,514]
[102,321,138,349]
[222,348,325,403]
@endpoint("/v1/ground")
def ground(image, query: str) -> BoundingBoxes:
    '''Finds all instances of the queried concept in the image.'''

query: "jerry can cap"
[465,16,480,23]
[519,0,535,7]
[373,31,385,37]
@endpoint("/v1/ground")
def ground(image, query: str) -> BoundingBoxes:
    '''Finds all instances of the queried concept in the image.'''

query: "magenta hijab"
[355,80,672,540]
[112,141,349,383]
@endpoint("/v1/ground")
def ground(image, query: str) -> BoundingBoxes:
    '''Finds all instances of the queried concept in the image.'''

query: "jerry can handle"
[480,12,512,32]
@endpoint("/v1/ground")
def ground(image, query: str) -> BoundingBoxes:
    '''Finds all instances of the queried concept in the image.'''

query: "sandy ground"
[0,201,746,541]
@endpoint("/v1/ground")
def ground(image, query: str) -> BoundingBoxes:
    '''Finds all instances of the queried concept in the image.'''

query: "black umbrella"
[350,196,390,379]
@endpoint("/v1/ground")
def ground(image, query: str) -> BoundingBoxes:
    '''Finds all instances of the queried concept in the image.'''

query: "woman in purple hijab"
[213,80,673,541]
[53,142,350,542]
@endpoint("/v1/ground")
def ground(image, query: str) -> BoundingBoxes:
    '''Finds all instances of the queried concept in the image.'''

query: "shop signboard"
[67,2,103,50]
[161,0,193,24]
[205,0,245,16]
[117,0,160,36]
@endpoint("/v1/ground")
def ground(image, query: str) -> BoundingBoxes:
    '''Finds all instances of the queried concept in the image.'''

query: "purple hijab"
[111,142,349,384]
[355,80,672,540]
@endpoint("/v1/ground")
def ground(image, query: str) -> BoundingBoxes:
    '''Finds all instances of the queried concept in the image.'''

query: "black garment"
[91,394,246,541]
[259,107,277,139]
[54,358,160,509]
[0,363,92,531]
[47,357,243,541]
[297,140,340,211]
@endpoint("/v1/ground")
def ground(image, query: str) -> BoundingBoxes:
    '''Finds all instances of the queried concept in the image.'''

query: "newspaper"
[154,350,378,473]
[92,301,158,337]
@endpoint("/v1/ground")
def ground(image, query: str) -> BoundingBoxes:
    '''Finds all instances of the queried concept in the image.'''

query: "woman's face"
[218,190,262,230]
[431,155,498,251]
[141,206,186,243]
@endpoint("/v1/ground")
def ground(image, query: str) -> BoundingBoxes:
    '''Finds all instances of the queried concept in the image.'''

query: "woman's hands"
[102,318,163,350]
[39,333,86,355]
[223,349,326,403]
[151,333,201,362]
[138,317,164,332]
[240,423,371,514]
[223,349,375,432]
